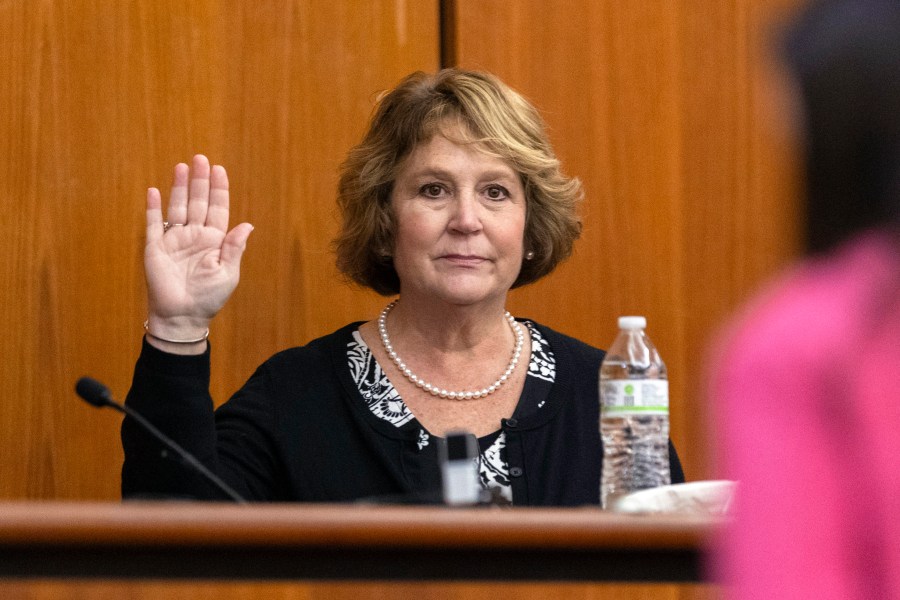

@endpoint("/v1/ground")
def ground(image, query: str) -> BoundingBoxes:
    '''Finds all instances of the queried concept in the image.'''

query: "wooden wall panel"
[452,0,804,480]
[1,0,805,498]
[0,0,438,500]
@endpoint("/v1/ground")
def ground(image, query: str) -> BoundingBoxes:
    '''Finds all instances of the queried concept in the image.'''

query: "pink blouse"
[708,231,900,599]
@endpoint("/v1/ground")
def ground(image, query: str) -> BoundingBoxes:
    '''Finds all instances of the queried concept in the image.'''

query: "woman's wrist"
[143,316,210,355]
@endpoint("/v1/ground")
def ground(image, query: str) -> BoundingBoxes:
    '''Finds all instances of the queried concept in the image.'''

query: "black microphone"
[75,376,247,504]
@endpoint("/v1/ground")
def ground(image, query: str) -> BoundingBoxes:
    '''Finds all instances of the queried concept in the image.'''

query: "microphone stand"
[76,377,247,504]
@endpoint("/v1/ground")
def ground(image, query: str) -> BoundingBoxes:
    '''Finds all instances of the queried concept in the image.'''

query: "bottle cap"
[618,316,646,329]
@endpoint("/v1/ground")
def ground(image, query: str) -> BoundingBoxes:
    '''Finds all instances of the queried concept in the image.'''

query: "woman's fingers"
[160,155,224,229]
[206,164,230,232]
[166,162,190,224]
[186,154,211,225]
[146,187,164,244]
[153,154,239,242]
[220,222,254,270]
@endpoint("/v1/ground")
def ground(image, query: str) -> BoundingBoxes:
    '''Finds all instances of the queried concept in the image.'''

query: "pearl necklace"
[377,300,525,400]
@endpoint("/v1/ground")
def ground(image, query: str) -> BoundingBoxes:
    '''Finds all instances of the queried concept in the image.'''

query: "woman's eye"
[485,185,509,200]
[420,184,445,198]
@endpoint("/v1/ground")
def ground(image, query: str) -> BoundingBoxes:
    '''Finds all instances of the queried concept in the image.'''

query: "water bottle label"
[600,380,669,415]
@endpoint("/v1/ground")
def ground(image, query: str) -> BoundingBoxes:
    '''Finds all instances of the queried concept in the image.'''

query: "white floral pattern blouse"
[347,320,556,502]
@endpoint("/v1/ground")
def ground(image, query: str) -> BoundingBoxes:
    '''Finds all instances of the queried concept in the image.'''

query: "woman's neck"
[385,295,512,354]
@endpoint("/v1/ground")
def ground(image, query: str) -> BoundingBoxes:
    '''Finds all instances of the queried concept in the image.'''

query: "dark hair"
[333,68,583,296]
[783,0,900,254]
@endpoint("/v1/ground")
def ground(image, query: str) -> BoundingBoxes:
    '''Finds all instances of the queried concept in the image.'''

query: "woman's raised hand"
[144,154,253,351]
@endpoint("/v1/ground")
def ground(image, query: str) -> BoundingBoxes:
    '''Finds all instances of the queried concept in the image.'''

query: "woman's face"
[389,126,527,308]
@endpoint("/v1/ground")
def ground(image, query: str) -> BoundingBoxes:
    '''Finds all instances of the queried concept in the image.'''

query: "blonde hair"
[334,68,583,295]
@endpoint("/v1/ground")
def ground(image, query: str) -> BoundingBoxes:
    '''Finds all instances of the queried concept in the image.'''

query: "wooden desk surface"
[0,502,719,582]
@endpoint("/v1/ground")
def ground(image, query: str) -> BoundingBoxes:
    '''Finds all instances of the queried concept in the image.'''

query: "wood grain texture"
[0,0,438,500]
[0,502,715,547]
[0,581,721,600]
[0,503,721,598]
[452,0,805,480]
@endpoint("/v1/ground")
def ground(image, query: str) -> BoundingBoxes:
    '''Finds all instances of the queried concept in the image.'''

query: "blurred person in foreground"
[709,0,900,597]
[121,68,684,505]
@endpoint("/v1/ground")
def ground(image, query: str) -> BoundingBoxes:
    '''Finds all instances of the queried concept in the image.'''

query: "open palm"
[144,155,253,338]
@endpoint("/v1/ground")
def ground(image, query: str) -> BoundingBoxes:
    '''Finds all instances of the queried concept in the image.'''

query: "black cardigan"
[122,321,684,505]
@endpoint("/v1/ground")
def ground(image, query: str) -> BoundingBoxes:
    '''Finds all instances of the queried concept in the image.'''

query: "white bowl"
[611,480,737,515]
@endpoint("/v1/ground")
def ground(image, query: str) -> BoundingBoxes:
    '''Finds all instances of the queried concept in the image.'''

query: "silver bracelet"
[143,320,209,344]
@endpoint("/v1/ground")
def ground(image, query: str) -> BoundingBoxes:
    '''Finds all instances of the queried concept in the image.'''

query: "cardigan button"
[509,467,523,477]
[505,418,519,428]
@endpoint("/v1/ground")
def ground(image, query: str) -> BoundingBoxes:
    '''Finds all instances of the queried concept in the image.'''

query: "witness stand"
[0,502,715,583]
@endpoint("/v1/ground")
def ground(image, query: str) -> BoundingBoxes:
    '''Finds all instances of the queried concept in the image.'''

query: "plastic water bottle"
[599,316,670,509]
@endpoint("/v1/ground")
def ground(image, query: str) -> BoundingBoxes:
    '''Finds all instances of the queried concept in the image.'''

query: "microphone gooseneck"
[75,376,247,504]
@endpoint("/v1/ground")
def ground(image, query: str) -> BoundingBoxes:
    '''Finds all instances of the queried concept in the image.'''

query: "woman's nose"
[448,193,483,234]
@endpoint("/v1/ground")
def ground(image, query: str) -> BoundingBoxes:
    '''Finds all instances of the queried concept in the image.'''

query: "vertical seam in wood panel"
[439,0,457,68]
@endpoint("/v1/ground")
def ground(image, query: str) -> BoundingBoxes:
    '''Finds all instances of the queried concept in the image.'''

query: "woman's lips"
[440,254,487,266]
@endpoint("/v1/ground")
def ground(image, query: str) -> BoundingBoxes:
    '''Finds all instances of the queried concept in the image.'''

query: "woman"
[710,0,900,596]
[123,69,684,504]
